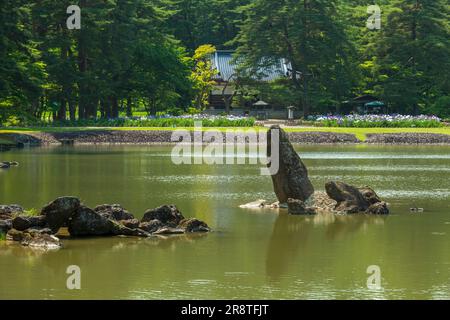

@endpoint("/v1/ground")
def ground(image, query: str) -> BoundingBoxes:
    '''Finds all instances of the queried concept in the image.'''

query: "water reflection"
[266,213,387,280]
[0,233,210,275]
[1,144,449,299]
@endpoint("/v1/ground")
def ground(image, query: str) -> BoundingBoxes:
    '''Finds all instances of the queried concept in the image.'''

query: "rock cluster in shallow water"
[0,161,19,169]
[241,126,391,215]
[0,198,210,250]
[287,183,390,215]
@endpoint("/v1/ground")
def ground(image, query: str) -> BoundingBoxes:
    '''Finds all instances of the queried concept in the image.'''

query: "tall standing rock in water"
[267,126,314,203]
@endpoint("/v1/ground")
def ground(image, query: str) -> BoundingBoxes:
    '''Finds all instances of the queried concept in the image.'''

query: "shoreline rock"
[366,133,450,144]
[2,130,450,146]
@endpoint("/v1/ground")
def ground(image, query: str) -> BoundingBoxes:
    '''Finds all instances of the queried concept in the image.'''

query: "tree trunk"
[302,0,310,118]
[58,34,68,122]
[57,99,67,121]
[126,97,132,117]
[224,98,231,114]
[78,45,88,120]
[109,96,119,118]
[303,76,310,117]
[37,96,46,119]
[90,99,98,119]
[68,100,76,121]
[101,100,110,119]
[112,98,119,118]
[77,4,88,120]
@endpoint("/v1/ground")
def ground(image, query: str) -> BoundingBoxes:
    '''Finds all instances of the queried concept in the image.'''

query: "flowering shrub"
[310,114,443,128]
[45,115,256,128]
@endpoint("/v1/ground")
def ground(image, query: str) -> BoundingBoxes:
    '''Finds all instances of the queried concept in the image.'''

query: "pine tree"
[0,0,45,122]
[235,0,356,116]
[376,0,450,114]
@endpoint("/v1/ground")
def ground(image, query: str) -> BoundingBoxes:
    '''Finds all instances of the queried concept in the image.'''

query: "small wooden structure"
[341,95,387,114]
[253,100,270,120]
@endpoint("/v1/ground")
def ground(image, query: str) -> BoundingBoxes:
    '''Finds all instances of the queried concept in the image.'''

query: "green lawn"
[283,127,450,141]
[1,126,450,142]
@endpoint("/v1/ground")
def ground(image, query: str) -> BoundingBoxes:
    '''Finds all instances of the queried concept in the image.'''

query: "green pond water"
[0,144,449,300]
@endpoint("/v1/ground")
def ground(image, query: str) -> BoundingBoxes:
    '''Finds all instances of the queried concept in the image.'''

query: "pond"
[0,144,449,299]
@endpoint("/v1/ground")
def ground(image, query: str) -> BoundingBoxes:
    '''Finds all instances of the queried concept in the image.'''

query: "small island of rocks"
[241,125,390,215]
[0,198,210,250]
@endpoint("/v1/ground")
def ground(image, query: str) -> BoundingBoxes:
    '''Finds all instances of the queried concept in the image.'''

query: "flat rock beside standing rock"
[325,181,371,213]
[325,181,389,215]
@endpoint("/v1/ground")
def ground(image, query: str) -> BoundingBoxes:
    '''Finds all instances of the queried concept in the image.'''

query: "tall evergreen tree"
[167,0,249,52]
[375,0,450,114]
[235,0,357,116]
[0,0,45,122]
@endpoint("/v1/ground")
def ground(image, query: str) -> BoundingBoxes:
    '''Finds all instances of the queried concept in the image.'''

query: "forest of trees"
[0,0,449,124]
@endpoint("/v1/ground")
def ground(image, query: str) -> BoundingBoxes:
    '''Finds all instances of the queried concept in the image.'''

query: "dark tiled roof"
[210,51,289,82]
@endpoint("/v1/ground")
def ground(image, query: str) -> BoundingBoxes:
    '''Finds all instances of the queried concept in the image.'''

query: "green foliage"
[1,0,195,123]
[166,107,184,116]
[1,0,449,124]
[23,208,39,217]
[235,0,358,116]
[187,108,201,115]
[431,96,450,118]
[365,0,449,114]
[166,0,249,52]
[0,233,6,241]
[40,117,256,128]
[190,45,218,110]
[0,0,46,123]
[3,116,22,127]
[318,119,443,128]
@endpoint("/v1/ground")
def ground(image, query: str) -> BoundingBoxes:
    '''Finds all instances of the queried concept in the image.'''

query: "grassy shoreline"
[284,127,450,141]
[2,126,450,141]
